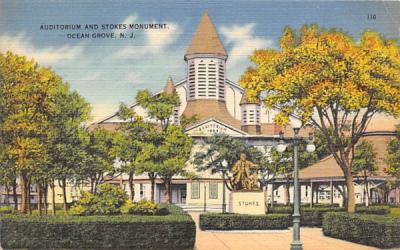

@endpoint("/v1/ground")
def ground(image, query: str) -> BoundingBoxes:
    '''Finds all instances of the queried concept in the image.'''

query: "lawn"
[390,207,400,217]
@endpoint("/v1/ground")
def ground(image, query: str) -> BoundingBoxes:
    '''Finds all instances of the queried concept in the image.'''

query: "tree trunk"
[20,175,28,214]
[12,179,18,210]
[148,173,156,202]
[345,174,356,213]
[51,181,56,216]
[27,181,31,215]
[5,184,10,205]
[43,185,48,215]
[264,185,269,213]
[164,179,171,204]
[36,184,42,215]
[129,173,135,201]
[364,173,369,207]
[90,179,94,194]
[284,182,290,206]
[61,178,68,213]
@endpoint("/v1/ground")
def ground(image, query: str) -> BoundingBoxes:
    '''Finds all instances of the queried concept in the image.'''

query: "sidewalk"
[190,212,379,250]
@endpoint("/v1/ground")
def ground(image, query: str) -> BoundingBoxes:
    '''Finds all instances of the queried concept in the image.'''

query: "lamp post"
[276,120,315,250]
[217,159,228,213]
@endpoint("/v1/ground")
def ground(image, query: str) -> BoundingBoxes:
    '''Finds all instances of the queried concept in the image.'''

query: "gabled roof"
[185,118,247,136]
[186,10,227,57]
[182,100,241,129]
[93,78,187,124]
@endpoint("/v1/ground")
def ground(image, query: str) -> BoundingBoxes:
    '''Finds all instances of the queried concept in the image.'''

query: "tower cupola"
[163,77,180,124]
[240,90,261,134]
[185,11,227,102]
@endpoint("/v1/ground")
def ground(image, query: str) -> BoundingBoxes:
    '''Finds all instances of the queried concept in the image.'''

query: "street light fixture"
[275,122,316,250]
[217,159,228,213]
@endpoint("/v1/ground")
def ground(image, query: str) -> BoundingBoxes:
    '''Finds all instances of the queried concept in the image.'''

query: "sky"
[0,0,400,122]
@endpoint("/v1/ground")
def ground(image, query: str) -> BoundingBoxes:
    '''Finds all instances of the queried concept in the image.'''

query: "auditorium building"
[89,11,399,210]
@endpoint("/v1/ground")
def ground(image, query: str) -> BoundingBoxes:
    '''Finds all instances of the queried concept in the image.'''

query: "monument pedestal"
[231,191,265,215]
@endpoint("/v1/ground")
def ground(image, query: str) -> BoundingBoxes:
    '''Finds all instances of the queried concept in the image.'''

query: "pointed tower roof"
[240,90,260,105]
[163,77,176,95]
[186,10,227,57]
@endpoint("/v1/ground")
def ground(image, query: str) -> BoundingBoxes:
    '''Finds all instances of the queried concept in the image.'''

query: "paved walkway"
[190,212,379,250]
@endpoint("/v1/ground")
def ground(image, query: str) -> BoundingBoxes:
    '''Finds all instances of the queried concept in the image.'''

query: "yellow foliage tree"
[240,25,400,213]
[0,51,62,213]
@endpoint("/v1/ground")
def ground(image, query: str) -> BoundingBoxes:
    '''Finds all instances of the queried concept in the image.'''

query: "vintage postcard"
[0,1,399,249]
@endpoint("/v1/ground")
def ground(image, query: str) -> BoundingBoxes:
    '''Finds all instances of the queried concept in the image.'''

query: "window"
[209,183,218,199]
[191,183,200,199]
[318,190,331,200]
[140,184,145,199]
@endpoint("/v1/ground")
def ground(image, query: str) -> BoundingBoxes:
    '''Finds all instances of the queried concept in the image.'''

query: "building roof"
[182,100,241,129]
[163,77,176,95]
[185,10,227,57]
[240,90,260,105]
[89,122,120,132]
[298,134,396,180]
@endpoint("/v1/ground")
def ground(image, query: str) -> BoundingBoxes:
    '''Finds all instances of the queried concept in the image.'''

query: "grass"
[389,207,400,217]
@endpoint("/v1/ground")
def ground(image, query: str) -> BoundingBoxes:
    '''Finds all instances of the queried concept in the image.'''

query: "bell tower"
[185,11,227,102]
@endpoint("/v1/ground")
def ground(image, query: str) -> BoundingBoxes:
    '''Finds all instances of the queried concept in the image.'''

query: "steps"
[177,203,224,212]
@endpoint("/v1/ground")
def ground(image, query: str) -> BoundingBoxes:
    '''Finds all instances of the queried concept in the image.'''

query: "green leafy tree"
[240,26,400,212]
[136,89,180,130]
[387,127,400,180]
[113,103,156,201]
[157,125,193,204]
[193,134,264,190]
[47,85,91,214]
[352,140,377,206]
[135,89,181,201]
[79,128,116,194]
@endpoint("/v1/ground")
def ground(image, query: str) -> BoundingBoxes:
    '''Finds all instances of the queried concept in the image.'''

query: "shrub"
[269,205,389,227]
[0,206,14,215]
[128,200,159,215]
[199,213,290,230]
[323,212,400,249]
[70,184,128,215]
[301,207,345,227]
[269,206,293,214]
[0,205,195,250]
[356,205,390,215]
[390,207,400,217]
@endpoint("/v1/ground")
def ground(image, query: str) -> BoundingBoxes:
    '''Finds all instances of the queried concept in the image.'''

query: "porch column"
[330,180,334,205]
[271,184,275,208]
[310,181,313,208]
[315,184,319,204]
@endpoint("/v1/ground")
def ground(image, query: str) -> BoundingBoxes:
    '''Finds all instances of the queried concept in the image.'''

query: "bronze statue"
[231,153,259,190]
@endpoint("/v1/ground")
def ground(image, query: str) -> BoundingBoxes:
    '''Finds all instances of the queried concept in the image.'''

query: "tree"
[157,125,193,204]
[352,140,377,206]
[387,127,400,180]
[113,103,156,201]
[47,86,91,214]
[193,134,264,190]
[80,128,116,194]
[135,89,180,201]
[0,52,63,213]
[240,25,400,212]
[136,89,180,130]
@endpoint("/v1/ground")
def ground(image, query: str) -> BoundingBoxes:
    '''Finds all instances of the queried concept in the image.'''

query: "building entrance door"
[158,184,187,204]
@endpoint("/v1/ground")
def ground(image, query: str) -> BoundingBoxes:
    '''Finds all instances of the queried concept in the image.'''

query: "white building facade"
[93,11,395,210]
